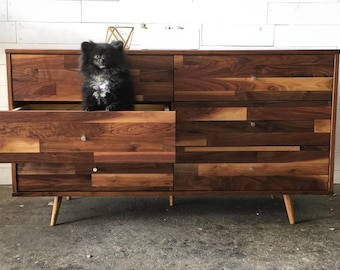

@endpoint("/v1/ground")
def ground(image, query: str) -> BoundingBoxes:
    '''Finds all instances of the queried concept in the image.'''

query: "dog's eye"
[94,54,100,60]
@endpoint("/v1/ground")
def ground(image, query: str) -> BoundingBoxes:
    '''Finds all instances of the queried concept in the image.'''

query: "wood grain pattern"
[10,54,173,103]
[92,174,173,188]
[18,163,76,175]
[198,162,328,176]
[184,146,301,152]
[0,138,39,153]
[0,111,175,161]
[173,174,329,192]
[174,52,336,193]
[174,54,334,102]
[176,107,247,121]
[16,162,174,192]
[174,54,335,77]
[314,119,331,133]
[3,49,338,197]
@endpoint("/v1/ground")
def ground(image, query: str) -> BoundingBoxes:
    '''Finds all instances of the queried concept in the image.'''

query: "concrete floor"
[0,186,339,270]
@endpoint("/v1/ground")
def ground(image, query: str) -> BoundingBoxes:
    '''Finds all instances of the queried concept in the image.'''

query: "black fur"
[80,40,135,111]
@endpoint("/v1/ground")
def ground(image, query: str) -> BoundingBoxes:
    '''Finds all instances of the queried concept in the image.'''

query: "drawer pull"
[81,135,87,142]
[249,167,255,173]
[251,76,257,80]
[250,121,256,127]
[92,167,98,173]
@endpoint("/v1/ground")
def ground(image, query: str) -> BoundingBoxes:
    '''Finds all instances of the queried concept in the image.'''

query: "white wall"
[1,0,340,184]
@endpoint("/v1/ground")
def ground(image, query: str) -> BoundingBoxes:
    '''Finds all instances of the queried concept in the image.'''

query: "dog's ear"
[81,41,95,53]
[110,40,124,52]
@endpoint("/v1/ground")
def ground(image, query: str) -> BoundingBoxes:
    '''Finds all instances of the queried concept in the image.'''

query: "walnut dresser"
[1,49,338,226]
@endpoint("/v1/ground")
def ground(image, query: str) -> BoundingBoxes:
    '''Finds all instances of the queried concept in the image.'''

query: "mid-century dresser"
[1,49,338,225]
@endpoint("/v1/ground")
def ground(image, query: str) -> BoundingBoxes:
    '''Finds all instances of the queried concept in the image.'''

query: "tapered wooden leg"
[66,196,71,200]
[283,195,295,225]
[50,196,63,226]
[169,195,174,207]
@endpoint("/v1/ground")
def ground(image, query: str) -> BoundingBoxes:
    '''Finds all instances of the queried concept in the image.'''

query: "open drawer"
[0,110,175,195]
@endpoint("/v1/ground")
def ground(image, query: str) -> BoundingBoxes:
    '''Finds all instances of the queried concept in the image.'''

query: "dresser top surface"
[5,49,340,56]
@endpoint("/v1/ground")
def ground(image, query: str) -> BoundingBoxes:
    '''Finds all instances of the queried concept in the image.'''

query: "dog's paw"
[105,104,119,111]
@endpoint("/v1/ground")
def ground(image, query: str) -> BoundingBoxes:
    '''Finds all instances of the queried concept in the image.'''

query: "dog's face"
[80,40,124,70]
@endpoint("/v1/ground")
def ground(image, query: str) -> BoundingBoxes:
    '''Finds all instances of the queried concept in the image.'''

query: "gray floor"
[0,186,339,270]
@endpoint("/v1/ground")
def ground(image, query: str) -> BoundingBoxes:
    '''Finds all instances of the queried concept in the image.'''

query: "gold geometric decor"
[105,26,134,49]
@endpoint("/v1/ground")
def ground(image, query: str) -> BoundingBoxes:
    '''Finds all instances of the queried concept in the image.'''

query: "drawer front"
[0,111,175,192]
[174,54,334,102]
[16,163,173,192]
[174,163,329,192]
[9,54,173,103]
[174,101,332,192]
[0,111,175,160]
[10,54,81,102]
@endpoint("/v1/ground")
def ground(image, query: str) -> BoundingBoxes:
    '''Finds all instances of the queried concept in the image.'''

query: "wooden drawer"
[174,162,329,193]
[176,102,331,151]
[16,163,173,192]
[174,100,332,193]
[9,53,173,104]
[0,111,175,193]
[174,54,335,102]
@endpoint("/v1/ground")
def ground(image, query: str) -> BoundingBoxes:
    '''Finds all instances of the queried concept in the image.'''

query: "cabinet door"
[0,111,175,193]
[174,53,337,194]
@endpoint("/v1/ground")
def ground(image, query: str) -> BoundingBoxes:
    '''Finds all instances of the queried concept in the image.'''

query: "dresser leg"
[50,196,63,226]
[283,195,295,224]
[169,195,174,207]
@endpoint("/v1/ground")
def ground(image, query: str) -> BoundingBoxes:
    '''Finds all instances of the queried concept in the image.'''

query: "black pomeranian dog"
[80,40,135,111]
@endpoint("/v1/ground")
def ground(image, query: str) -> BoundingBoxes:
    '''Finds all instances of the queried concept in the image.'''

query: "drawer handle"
[250,121,256,127]
[251,76,257,80]
[81,135,87,142]
[92,167,98,173]
[249,167,255,173]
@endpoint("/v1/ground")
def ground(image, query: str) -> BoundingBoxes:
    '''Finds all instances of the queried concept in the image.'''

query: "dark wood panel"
[75,163,173,174]
[176,121,316,134]
[175,54,335,77]
[18,163,76,175]
[197,162,328,176]
[17,175,92,192]
[92,173,173,189]
[0,153,94,163]
[175,90,332,102]
[248,106,331,120]
[176,149,329,163]
[174,174,329,192]
[207,132,330,146]
[176,149,258,163]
